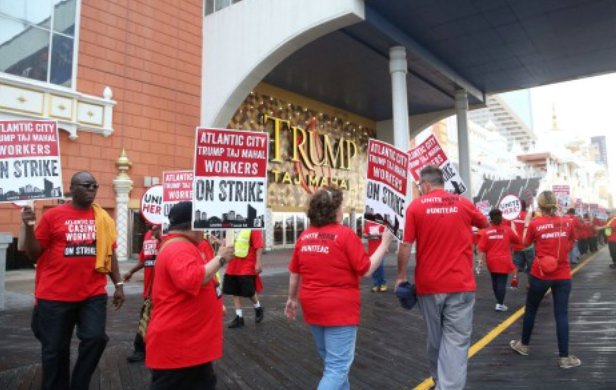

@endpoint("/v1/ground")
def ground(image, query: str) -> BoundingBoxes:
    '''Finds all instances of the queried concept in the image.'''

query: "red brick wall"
[0,0,203,235]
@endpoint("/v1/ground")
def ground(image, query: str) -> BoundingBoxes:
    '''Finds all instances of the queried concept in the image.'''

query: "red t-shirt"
[146,235,222,369]
[511,211,532,251]
[403,189,488,295]
[224,230,264,275]
[198,239,215,261]
[34,203,107,301]
[139,230,159,298]
[364,221,385,255]
[478,224,521,274]
[289,224,371,326]
[524,215,574,280]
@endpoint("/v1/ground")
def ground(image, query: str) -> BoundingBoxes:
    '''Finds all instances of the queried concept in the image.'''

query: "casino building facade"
[0,0,492,261]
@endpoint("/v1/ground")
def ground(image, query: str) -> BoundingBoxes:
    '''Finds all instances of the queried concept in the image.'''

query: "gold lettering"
[308,131,326,167]
[339,179,349,190]
[271,169,282,182]
[264,115,289,163]
[323,134,344,169]
[282,171,293,184]
[292,126,313,170]
[344,140,358,170]
[308,174,319,188]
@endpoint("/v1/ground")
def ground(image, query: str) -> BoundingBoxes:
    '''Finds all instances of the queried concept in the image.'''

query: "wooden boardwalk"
[1,247,615,389]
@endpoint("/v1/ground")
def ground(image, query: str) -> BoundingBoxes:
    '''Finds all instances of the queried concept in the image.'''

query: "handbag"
[137,236,190,338]
[137,298,152,338]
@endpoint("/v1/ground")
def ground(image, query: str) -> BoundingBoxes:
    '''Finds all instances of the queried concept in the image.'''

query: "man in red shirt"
[146,201,233,389]
[511,201,535,286]
[222,230,265,328]
[21,171,125,390]
[599,213,616,268]
[364,221,387,292]
[397,165,488,390]
[123,224,161,363]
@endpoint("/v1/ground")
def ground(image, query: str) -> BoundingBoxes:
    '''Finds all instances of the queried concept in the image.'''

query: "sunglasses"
[76,183,99,190]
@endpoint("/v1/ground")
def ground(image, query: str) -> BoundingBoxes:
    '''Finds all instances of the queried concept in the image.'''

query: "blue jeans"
[569,242,580,263]
[521,276,571,357]
[490,273,508,305]
[513,247,535,273]
[371,263,386,286]
[310,325,357,390]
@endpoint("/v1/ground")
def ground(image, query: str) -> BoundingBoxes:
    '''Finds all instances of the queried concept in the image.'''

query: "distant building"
[591,136,608,170]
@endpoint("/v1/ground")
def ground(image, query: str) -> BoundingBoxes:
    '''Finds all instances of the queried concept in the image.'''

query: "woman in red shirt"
[509,191,581,369]
[477,209,521,312]
[285,187,393,389]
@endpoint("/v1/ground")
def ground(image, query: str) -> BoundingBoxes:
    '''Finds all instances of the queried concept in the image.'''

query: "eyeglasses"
[76,183,99,190]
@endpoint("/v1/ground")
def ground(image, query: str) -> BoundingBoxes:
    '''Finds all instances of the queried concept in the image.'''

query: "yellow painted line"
[413,249,602,390]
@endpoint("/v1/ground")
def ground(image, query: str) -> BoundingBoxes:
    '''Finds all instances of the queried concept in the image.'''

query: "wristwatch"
[218,256,226,267]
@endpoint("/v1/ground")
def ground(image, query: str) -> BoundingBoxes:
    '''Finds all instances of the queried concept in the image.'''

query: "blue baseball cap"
[395,281,417,310]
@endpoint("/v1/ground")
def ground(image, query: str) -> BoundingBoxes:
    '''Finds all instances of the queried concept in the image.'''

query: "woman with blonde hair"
[510,191,581,368]
[285,187,393,389]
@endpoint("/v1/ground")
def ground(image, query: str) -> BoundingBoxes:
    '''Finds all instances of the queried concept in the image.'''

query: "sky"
[515,73,616,194]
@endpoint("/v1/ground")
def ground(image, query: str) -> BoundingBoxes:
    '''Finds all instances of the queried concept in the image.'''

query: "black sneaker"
[228,315,245,328]
[255,307,264,323]
[126,351,145,363]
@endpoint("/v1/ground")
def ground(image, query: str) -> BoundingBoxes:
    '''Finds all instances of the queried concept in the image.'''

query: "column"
[265,208,273,251]
[0,233,13,310]
[389,46,410,151]
[455,89,471,199]
[113,149,133,261]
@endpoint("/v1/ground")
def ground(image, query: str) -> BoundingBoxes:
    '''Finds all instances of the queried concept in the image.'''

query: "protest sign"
[475,200,491,216]
[499,194,522,221]
[589,203,599,218]
[408,134,467,195]
[192,128,268,230]
[140,185,164,225]
[162,170,193,234]
[364,139,409,240]
[552,185,570,211]
[0,120,63,202]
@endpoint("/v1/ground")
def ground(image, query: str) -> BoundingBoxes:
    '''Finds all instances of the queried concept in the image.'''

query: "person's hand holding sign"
[21,205,36,226]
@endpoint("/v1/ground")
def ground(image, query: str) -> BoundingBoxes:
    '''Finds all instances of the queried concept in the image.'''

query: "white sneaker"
[495,304,508,312]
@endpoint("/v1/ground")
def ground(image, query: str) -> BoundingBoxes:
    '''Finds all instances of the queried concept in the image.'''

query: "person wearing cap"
[396,165,488,390]
[477,209,521,312]
[146,201,234,389]
[20,171,125,390]
[509,191,581,369]
[123,224,161,363]
[285,187,393,390]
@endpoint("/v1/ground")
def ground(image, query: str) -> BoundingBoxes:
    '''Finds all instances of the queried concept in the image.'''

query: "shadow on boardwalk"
[1,248,615,389]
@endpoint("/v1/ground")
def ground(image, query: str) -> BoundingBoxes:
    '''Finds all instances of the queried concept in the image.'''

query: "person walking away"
[510,191,581,369]
[477,209,521,312]
[146,202,234,389]
[21,171,125,390]
[223,229,265,328]
[285,187,393,390]
[510,200,534,288]
[124,224,161,362]
[364,220,387,292]
[565,209,583,264]
[397,165,488,390]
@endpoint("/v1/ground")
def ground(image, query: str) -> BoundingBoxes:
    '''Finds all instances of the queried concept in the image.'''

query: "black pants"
[577,239,588,255]
[151,362,217,390]
[490,273,508,305]
[522,277,571,357]
[609,242,616,265]
[31,295,108,390]
[588,235,598,252]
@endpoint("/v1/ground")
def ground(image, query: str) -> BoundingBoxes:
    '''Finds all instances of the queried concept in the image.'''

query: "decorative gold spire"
[115,148,132,179]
